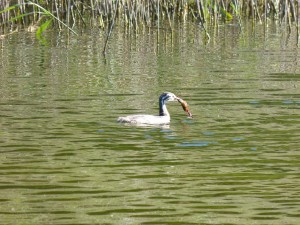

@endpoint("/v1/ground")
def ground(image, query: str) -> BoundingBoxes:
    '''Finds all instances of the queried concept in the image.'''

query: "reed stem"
[103,0,119,55]
[0,0,299,37]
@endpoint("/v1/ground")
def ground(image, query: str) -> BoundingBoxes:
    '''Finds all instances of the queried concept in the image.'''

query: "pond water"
[0,22,300,224]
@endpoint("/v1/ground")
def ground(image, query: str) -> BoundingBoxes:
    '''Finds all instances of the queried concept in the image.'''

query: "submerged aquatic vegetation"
[0,0,299,37]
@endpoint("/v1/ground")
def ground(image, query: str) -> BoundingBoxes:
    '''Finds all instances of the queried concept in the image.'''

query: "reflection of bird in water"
[118,92,192,125]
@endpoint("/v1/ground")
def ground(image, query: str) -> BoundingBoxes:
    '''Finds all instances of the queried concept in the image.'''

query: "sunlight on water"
[0,22,300,224]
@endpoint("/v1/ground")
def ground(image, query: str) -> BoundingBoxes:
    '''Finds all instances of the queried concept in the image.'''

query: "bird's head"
[160,92,179,102]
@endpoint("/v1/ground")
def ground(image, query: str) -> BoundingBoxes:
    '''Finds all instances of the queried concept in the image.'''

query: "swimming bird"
[117,92,180,125]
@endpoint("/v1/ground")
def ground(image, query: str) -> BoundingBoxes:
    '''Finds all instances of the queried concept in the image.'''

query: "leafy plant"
[0,1,77,39]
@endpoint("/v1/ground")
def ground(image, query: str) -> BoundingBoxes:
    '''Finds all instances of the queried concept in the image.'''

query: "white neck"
[160,104,170,117]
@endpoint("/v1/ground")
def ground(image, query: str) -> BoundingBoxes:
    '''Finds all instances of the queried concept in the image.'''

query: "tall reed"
[1,0,299,35]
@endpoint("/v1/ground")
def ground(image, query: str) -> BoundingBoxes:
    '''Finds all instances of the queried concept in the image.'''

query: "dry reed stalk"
[0,0,299,36]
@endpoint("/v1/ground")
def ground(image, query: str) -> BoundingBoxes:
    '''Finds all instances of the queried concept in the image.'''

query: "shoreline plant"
[0,0,299,41]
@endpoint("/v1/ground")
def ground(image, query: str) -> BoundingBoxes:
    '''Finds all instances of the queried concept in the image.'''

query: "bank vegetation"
[1,0,299,38]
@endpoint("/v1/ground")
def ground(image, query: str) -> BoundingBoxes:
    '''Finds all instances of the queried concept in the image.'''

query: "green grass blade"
[221,7,233,21]
[27,1,78,35]
[36,18,53,39]
[0,4,19,14]
[7,12,34,22]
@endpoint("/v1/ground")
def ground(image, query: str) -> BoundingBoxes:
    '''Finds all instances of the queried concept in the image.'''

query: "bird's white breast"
[117,114,170,125]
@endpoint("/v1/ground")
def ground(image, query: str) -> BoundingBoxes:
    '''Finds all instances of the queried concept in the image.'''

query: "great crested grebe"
[117,92,192,125]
